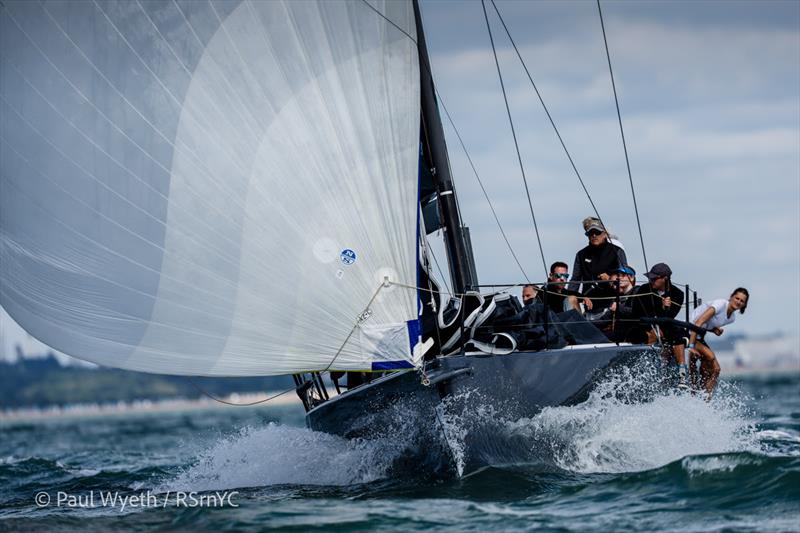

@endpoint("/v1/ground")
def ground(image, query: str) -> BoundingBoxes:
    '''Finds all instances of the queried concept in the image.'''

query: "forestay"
[0,0,421,376]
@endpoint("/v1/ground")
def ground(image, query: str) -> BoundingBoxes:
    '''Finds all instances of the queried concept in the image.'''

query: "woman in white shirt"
[687,288,750,397]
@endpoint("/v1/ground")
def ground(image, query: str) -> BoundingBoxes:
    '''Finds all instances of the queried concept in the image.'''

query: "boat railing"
[293,278,705,411]
[463,278,702,353]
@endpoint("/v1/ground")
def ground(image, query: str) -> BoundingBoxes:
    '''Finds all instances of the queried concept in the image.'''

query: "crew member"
[521,284,538,306]
[606,265,637,341]
[688,288,750,398]
[537,261,581,314]
[568,217,627,311]
[631,263,686,377]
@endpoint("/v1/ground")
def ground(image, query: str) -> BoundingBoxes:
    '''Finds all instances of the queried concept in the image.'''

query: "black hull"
[306,344,656,475]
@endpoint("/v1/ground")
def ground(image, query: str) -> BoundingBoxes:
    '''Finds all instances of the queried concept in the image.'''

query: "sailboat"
[1,0,657,475]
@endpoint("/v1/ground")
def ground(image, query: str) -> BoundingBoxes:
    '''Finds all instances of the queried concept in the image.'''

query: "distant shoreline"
[0,391,302,423]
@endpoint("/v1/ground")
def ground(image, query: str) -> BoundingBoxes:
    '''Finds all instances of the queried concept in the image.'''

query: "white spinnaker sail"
[0,0,421,376]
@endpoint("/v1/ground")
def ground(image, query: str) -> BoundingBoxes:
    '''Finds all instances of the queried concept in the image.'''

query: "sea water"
[1,373,798,531]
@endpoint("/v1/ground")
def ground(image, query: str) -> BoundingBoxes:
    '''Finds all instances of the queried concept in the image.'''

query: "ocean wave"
[430,361,765,476]
[160,423,412,491]
[154,363,795,490]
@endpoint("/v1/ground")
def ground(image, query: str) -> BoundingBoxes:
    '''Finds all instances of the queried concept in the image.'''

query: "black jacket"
[568,240,627,295]
[631,281,684,320]
[536,283,580,314]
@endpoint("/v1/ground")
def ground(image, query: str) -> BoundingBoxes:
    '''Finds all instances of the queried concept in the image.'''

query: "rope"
[364,0,534,285]
[596,0,648,271]
[489,0,605,228]
[389,279,695,309]
[188,276,693,406]
[186,380,297,407]
[188,283,387,407]
[427,236,453,296]
[481,0,548,277]
[437,96,530,283]
[358,0,417,44]
[421,247,447,353]
[321,283,386,373]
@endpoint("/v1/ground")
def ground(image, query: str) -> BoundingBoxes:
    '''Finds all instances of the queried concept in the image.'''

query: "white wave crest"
[161,363,768,487]
[434,362,762,476]
[161,423,405,491]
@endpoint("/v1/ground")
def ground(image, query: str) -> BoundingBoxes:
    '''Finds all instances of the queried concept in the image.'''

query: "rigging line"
[428,237,454,296]
[365,0,538,289]
[359,0,417,44]
[436,95,531,283]
[322,282,387,373]
[363,0,530,283]
[362,0,466,294]
[481,0,548,277]
[189,282,388,407]
[187,380,297,407]
[488,0,604,227]
[596,0,649,270]
[419,234,446,349]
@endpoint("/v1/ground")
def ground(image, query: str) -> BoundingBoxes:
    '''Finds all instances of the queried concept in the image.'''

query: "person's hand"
[712,327,723,336]
[598,273,610,281]
[662,296,671,309]
[583,297,593,311]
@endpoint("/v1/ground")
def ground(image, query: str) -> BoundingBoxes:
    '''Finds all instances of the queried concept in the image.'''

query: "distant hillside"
[0,355,293,409]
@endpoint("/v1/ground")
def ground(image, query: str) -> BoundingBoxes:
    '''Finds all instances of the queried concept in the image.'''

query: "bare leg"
[695,343,720,398]
[672,344,688,386]
[689,352,700,390]
[673,344,686,365]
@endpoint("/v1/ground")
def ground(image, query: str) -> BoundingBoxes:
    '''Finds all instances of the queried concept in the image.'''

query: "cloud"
[425,2,800,335]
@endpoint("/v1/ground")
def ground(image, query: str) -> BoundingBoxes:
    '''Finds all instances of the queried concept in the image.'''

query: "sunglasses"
[585,229,604,237]
[552,273,569,279]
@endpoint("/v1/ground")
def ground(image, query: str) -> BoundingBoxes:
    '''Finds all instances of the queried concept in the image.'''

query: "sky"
[1,0,798,361]
[419,0,800,338]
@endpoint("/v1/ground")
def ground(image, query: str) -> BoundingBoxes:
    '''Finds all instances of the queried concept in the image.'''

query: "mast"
[413,0,478,294]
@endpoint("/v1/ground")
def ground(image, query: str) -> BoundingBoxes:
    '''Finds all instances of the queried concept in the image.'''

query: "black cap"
[645,263,672,280]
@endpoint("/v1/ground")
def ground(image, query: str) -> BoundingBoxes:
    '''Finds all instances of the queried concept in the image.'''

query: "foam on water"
[681,453,758,475]
[527,390,757,474]
[436,362,762,476]
[163,362,766,488]
[162,423,408,491]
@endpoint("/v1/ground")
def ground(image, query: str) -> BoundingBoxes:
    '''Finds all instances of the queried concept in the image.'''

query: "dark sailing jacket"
[567,240,627,295]
[629,281,685,342]
[631,281,684,320]
[536,283,581,314]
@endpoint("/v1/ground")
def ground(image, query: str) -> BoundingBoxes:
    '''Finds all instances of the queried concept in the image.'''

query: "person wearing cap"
[584,264,636,335]
[631,263,687,378]
[606,265,638,341]
[610,265,637,314]
[567,217,627,310]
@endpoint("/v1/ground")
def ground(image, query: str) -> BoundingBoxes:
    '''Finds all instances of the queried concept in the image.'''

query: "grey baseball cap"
[645,263,672,280]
